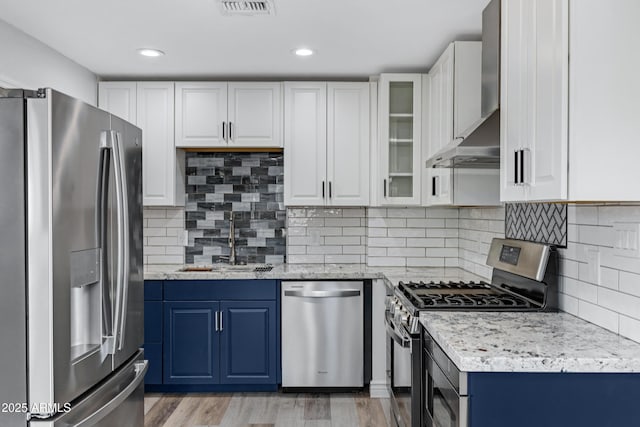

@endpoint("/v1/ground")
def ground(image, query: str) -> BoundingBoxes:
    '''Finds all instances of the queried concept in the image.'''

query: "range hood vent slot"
[219,0,275,15]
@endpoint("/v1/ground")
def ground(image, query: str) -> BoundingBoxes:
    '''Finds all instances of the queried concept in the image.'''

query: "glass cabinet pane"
[388,81,414,198]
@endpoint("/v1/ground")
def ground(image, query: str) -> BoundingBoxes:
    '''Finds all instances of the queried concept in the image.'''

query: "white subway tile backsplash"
[620,315,640,343]
[324,236,362,245]
[287,254,325,264]
[368,237,406,247]
[406,238,445,248]
[619,271,640,297]
[385,207,427,218]
[325,255,362,264]
[578,300,619,333]
[387,228,426,238]
[406,218,445,228]
[387,247,425,257]
[368,217,406,228]
[367,257,406,267]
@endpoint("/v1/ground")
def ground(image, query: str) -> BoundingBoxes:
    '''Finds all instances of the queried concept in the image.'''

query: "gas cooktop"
[396,280,534,310]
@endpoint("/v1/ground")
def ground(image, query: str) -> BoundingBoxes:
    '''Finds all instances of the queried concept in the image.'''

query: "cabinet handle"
[219,311,223,331]
[383,179,387,198]
[329,181,332,198]
[215,311,219,332]
[519,149,525,185]
[222,122,226,143]
[432,176,437,196]
[514,150,519,185]
[229,121,233,141]
[322,181,326,198]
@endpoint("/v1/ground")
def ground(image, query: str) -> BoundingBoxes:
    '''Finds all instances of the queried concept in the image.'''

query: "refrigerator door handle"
[97,133,114,349]
[103,130,129,354]
[112,131,130,351]
[73,360,147,427]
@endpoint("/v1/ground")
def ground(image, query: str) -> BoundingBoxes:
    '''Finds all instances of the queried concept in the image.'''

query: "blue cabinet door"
[219,300,277,384]
[163,301,220,384]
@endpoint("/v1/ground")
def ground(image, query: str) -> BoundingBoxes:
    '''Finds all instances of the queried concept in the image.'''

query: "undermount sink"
[179,264,273,273]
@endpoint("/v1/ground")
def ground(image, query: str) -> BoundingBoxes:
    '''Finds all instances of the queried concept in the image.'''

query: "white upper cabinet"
[175,82,227,147]
[284,82,370,206]
[98,82,136,123]
[137,82,184,207]
[284,82,327,206]
[99,81,184,207]
[228,83,282,147]
[327,83,370,206]
[175,82,282,148]
[423,42,499,207]
[378,74,422,206]
[501,0,640,202]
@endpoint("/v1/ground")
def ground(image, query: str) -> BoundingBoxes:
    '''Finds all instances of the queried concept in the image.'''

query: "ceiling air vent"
[219,0,275,16]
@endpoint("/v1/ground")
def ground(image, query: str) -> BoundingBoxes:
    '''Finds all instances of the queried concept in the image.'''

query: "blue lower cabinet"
[149,280,280,391]
[163,301,220,385]
[220,301,277,384]
[144,281,163,386]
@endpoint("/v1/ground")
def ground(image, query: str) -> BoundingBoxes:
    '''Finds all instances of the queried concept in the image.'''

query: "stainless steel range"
[385,238,559,427]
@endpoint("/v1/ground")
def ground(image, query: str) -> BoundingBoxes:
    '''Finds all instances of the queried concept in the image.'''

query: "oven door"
[423,348,468,427]
[385,310,420,427]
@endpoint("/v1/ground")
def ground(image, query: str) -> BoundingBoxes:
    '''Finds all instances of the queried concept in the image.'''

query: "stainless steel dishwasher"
[281,281,364,388]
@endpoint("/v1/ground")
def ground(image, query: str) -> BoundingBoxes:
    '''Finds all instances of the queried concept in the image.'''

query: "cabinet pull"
[432,176,437,196]
[322,181,326,198]
[329,181,332,198]
[229,121,233,141]
[383,179,387,198]
[215,311,219,332]
[222,122,226,143]
[519,149,525,185]
[219,311,223,331]
[514,150,519,185]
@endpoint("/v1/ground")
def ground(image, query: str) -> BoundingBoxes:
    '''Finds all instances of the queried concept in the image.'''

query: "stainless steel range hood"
[426,0,500,169]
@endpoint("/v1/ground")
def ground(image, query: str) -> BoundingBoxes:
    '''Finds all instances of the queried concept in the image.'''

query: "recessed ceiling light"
[293,48,314,57]
[137,48,165,57]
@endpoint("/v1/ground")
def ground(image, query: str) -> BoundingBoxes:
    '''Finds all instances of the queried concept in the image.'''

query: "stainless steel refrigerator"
[0,88,146,427]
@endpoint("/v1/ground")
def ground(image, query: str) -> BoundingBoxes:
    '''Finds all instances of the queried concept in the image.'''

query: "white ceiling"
[0,0,489,79]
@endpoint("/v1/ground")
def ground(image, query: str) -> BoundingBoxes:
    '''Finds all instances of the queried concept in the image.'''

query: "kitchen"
[1,0,640,426]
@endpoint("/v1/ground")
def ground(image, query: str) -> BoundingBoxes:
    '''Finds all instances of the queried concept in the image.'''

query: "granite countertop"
[144,263,485,286]
[419,311,640,373]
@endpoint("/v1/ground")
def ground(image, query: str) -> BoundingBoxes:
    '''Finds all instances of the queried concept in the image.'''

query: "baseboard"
[369,380,390,398]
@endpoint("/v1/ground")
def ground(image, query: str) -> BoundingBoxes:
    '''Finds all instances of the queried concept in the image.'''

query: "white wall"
[0,19,97,105]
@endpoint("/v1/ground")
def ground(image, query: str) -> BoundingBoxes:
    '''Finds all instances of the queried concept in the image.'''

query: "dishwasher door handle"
[284,289,361,298]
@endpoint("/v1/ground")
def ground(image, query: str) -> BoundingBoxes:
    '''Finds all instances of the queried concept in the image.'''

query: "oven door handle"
[385,311,411,348]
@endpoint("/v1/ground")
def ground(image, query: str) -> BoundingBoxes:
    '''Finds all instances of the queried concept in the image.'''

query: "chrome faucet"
[228,214,236,265]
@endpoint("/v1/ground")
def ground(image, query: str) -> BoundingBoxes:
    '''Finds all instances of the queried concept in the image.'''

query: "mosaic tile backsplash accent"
[184,152,286,265]
[505,203,567,247]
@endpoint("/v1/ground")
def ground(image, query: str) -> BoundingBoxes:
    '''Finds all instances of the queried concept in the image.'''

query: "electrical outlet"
[613,222,640,258]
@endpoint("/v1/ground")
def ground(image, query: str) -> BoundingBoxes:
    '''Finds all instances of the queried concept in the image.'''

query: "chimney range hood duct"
[426,0,501,169]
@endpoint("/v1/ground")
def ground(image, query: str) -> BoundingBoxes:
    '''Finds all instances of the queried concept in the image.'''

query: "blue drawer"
[163,280,277,301]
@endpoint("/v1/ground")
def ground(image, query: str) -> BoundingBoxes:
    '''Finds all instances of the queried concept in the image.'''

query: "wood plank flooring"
[144,392,390,427]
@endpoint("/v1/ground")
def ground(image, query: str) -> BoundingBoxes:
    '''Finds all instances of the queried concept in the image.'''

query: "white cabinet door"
[175,82,227,147]
[228,82,282,147]
[137,82,184,206]
[98,82,136,123]
[284,82,327,206]
[526,0,568,201]
[327,83,370,206]
[500,0,568,202]
[378,74,422,206]
[453,42,482,138]
[500,0,531,202]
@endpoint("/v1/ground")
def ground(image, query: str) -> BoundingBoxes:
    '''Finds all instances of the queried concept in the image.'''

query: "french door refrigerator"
[0,88,147,427]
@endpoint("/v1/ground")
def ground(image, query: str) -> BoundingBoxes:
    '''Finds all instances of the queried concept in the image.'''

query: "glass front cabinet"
[378,74,422,205]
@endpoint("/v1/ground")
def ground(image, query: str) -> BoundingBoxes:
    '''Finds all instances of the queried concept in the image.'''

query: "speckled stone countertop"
[144,264,484,286]
[419,311,640,373]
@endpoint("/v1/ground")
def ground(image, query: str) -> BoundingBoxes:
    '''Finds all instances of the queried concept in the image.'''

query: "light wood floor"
[144,392,391,427]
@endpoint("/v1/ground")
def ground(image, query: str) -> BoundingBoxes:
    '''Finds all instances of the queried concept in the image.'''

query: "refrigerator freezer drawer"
[30,352,147,427]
